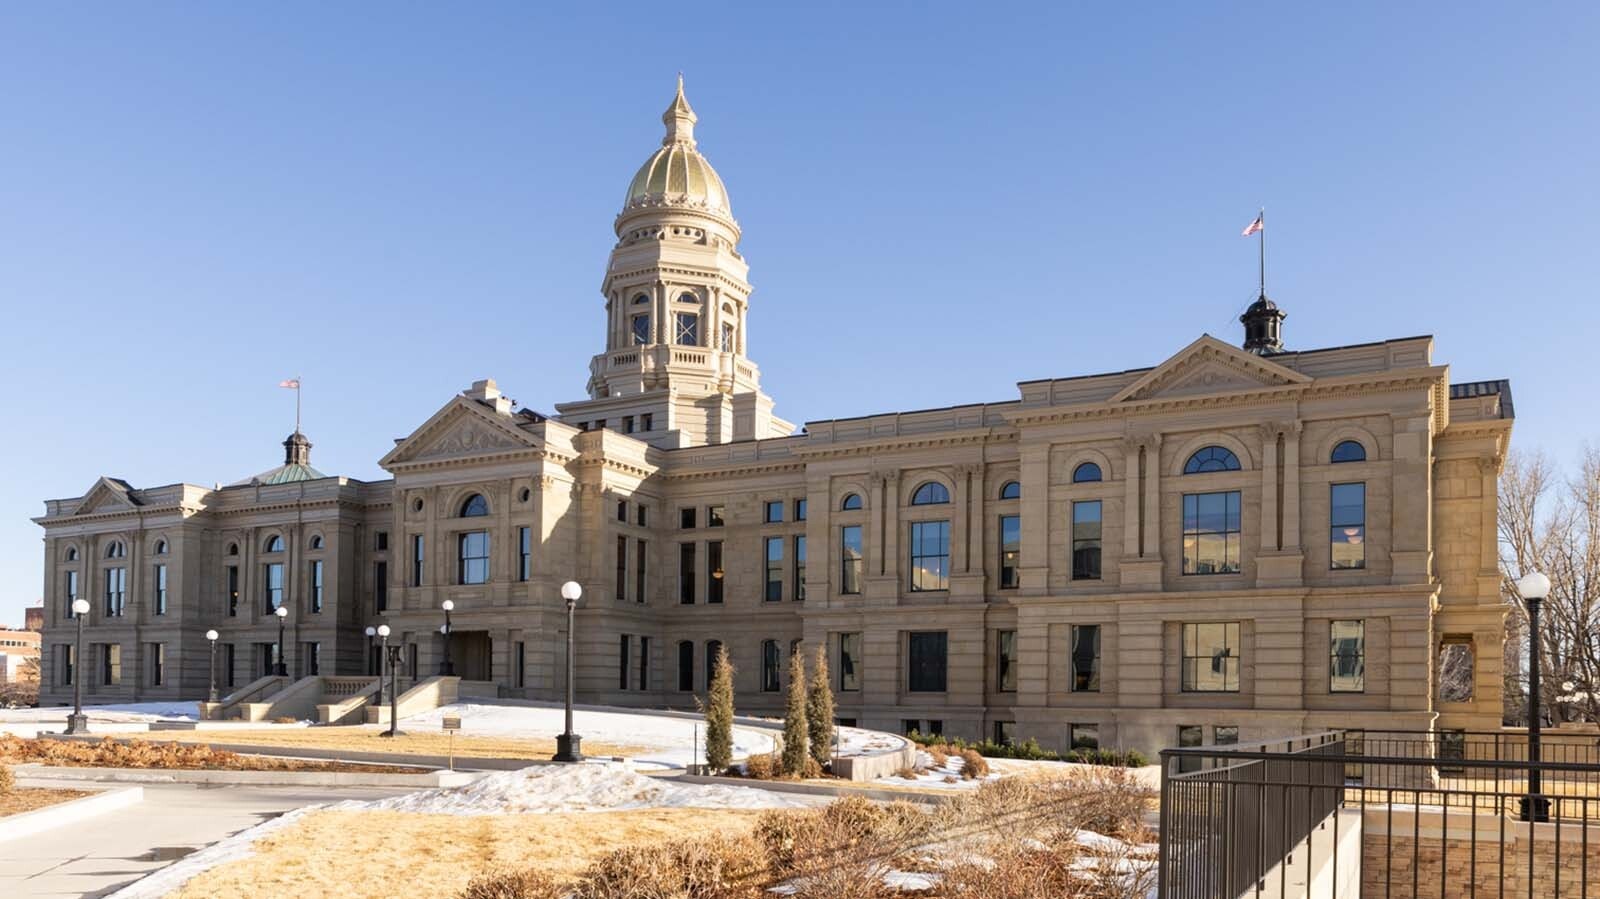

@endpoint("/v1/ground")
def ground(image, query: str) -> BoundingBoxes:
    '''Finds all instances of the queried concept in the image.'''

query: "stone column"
[1260,424,1281,553]
[1122,438,1142,559]
[1140,434,1162,558]
[1018,443,1050,594]
[1282,423,1302,549]
[654,280,669,345]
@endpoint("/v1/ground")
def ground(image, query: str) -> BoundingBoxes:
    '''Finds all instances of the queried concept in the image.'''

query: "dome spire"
[662,73,697,147]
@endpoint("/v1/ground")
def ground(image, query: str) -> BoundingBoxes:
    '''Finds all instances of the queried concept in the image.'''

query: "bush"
[805,645,835,769]
[755,797,928,899]
[781,650,809,777]
[893,766,917,780]
[456,868,564,899]
[744,752,777,780]
[906,730,1147,768]
[959,749,990,779]
[579,833,768,899]
[925,746,950,769]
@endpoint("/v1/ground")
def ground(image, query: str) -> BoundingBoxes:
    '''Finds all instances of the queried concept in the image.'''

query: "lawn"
[168,808,764,899]
[0,787,91,817]
[0,734,420,773]
[156,726,647,761]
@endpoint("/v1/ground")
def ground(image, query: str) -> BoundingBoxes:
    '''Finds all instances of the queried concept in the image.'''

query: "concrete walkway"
[0,775,414,898]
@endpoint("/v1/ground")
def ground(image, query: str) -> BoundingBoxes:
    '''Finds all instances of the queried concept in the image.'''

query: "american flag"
[278,378,300,389]
[1241,213,1264,237]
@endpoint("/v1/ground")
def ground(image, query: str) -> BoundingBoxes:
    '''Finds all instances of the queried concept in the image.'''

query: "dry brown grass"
[0,787,92,817]
[159,726,646,760]
[755,796,932,899]
[0,734,419,772]
[170,808,767,899]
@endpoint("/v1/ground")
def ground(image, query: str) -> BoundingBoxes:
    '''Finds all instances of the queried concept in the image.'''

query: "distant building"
[29,81,1514,755]
[24,605,44,632]
[0,628,41,685]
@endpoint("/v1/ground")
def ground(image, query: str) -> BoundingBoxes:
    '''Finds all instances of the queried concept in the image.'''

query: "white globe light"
[71,599,90,615]
[274,606,288,618]
[377,624,391,637]
[1517,571,1551,601]
[441,599,455,612]
[205,629,219,641]
[561,580,583,601]
[440,624,448,634]
[365,626,376,636]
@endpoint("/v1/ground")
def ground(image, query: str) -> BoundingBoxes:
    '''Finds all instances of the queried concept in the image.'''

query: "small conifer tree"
[705,644,735,773]
[807,644,836,768]
[781,648,809,776]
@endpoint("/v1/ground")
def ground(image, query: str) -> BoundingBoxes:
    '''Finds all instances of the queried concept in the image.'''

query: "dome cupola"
[621,77,733,222]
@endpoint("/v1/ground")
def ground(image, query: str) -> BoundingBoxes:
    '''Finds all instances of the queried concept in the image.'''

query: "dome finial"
[663,73,697,147]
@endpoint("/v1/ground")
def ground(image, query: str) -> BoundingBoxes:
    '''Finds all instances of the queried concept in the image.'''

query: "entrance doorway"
[452,631,493,682]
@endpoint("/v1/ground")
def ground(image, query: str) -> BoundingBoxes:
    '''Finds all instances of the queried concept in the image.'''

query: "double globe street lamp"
[553,580,583,762]
[377,623,401,738]
[65,598,92,734]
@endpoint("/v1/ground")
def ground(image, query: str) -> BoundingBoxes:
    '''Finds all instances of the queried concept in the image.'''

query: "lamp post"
[438,599,455,676]
[206,629,220,703]
[553,580,583,762]
[65,599,91,734]
[273,605,289,676]
[378,624,400,738]
[1517,570,1552,822]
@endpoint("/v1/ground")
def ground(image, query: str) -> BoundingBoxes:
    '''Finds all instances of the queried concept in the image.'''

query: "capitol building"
[33,81,1514,755]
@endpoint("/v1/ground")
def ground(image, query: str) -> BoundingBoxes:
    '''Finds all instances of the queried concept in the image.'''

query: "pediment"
[380,398,538,468]
[1110,335,1311,404]
[75,477,139,515]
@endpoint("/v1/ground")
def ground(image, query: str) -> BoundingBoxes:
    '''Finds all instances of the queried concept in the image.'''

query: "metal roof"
[1448,379,1514,419]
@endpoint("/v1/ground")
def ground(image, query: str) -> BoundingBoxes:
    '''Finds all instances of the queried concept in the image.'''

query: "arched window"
[460,494,490,518]
[910,482,950,505]
[106,541,126,559]
[264,535,285,553]
[677,291,700,305]
[226,543,239,556]
[154,540,168,555]
[308,535,324,550]
[1072,462,1103,483]
[632,294,651,304]
[66,547,78,562]
[999,481,1021,500]
[1331,440,1367,463]
[1184,446,1241,474]
[840,493,863,511]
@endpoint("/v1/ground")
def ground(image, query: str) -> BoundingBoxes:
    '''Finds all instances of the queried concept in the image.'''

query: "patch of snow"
[876,751,1000,790]
[833,726,910,758]
[335,761,812,815]
[0,701,199,722]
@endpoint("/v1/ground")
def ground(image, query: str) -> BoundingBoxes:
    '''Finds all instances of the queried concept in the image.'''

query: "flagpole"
[295,376,302,434]
[1258,207,1266,297]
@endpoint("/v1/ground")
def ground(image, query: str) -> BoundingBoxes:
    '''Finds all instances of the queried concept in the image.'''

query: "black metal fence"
[1159,729,1600,899]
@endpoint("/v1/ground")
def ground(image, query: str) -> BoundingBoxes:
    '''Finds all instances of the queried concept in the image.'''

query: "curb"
[0,785,144,843]
[12,763,482,788]
[677,774,950,805]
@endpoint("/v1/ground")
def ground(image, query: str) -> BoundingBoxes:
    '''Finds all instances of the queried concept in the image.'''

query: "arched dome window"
[264,535,285,553]
[106,541,126,559]
[66,547,78,562]
[227,543,239,556]
[840,493,863,511]
[1072,462,1103,483]
[1331,440,1367,463]
[1184,446,1241,474]
[309,535,324,550]
[460,494,490,518]
[154,540,168,555]
[677,292,700,305]
[999,481,1021,500]
[911,482,950,506]
[632,294,651,304]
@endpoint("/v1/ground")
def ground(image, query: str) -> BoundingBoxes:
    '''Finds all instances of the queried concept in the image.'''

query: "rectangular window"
[795,498,807,521]
[996,630,1017,692]
[60,643,74,686]
[458,531,489,585]
[1070,723,1100,752]
[101,643,121,686]
[1071,624,1101,692]
[619,635,631,690]
[838,632,861,691]
[227,565,239,616]
[257,642,275,678]
[907,631,948,693]
[638,636,650,691]
[793,535,807,601]
[764,500,783,523]
[632,313,650,346]
[617,500,629,522]
[263,563,284,613]
[411,535,424,587]
[641,413,653,432]
[994,721,1016,746]
[622,415,634,434]
[909,521,950,591]
[1330,483,1366,570]
[376,531,388,551]
[64,570,79,617]
[636,504,648,527]
[225,643,236,687]
[1072,501,1103,580]
[375,561,388,612]
[707,540,724,604]
[635,539,647,605]
[309,560,323,613]
[677,641,694,691]
[764,536,783,601]
[680,508,696,529]
[761,640,780,692]
[153,564,168,615]
[407,643,418,679]
[679,543,696,604]
[518,527,532,581]
[720,322,734,352]
[1330,619,1366,692]
[616,535,628,601]
[1182,491,1242,575]
[1214,725,1239,745]
[304,642,321,676]
[1182,622,1241,692]
[104,566,126,617]
[675,311,699,345]
[514,641,526,688]
[707,505,724,527]
[999,515,1020,589]
[148,643,164,685]
[840,526,863,595]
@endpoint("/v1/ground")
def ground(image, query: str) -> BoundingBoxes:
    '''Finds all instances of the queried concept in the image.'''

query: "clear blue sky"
[2,4,1596,624]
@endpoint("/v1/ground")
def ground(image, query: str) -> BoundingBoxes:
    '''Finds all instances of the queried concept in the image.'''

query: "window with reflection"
[910,482,950,505]
[264,535,284,553]
[263,562,283,612]
[1182,492,1242,574]
[707,540,724,603]
[1072,501,1102,580]
[308,535,323,550]
[458,531,489,585]
[1184,446,1242,474]
[999,481,1021,500]
[107,541,126,559]
[1331,440,1367,463]
[838,632,861,691]
[999,515,1020,589]
[720,322,735,352]
[1071,723,1100,752]
[632,314,651,346]
[66,547,79,562]
[680,543,697,604]
[1330,620,1365,692]
[840,526,863,595]
[518,527,532,582]
[1071,624,1101,692]
[460,494,489,518]
[761,639,780,692]
[309,560,323,613]
[1072,462,1102,483]
[793,535,806,600]
[155,540,168,555]
[154,564,167,615]
[1181,622,1241,692]
[64,570,79,617]
[1330,483,1366,569]
[675,312,699,346]
[764,537,783,602]
[840,493,862,511]
[996,630,1017,692]
[909,521,950,591]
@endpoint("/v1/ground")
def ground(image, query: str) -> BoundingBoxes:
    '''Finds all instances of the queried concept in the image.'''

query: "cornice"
[792,430,1016,461]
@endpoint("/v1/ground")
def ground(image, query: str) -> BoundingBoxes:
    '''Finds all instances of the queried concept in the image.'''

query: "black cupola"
[1240,293,1286,355]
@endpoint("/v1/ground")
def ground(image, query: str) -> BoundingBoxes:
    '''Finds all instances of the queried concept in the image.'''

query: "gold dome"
[623,77,732,217]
